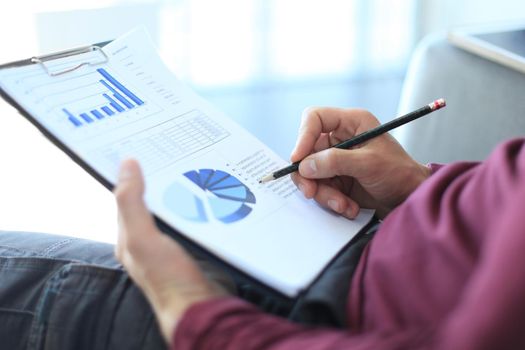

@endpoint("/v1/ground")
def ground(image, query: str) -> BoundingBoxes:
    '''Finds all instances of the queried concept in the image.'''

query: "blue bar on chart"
[100,80,134,109]
[91,110,105,120]
[113,90,134,109]
[103,93,125,112]
[80,113,94,123]
[63,108,82,127]
[97,68,144,106]
[62,68,144,128]
[101,106,115,116]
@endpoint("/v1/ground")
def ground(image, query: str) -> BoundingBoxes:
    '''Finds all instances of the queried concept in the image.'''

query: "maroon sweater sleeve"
[172,138,525,350]
[173,297,432,349]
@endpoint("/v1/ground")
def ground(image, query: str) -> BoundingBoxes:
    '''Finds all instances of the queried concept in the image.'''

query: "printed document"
[0,29,374,296]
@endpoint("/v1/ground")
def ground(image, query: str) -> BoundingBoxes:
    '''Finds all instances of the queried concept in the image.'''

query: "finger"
[313,183,360,219]
[114,159,156,237]
[291,107,350,162]
[290,107,379,162]
[312,132,346,153]
[290,173,318,199]
[313,134,331,153]
[291,173,360,219]
[298,147,365,179]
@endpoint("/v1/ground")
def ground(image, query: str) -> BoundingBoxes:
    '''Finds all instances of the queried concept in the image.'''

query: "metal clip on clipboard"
[30,45,109,77]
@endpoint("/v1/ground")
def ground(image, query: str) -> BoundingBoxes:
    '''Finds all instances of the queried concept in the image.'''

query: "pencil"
[259,98,446,184]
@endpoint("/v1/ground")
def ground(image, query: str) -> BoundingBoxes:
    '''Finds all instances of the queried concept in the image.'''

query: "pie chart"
[163,169,256,224]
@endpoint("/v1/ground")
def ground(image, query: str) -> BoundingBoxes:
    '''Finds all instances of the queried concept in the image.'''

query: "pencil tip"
[259,174,275,184]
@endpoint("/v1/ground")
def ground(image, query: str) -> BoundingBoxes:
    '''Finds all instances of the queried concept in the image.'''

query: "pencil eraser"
[431,98,446,110]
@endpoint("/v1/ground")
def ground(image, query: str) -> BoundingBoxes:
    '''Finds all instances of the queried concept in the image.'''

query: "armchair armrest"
[394,33,525,163]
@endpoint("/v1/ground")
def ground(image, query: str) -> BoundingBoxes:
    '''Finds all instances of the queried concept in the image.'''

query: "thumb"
[298,148,362,179]
[114,159,156,236]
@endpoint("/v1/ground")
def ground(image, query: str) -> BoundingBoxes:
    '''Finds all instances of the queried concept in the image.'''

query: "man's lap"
[0,231,166,350]
[0,226,376,349]
[0,231,119,266]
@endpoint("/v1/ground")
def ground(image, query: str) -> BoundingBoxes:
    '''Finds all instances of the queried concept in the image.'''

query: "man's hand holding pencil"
[288,106,436,219]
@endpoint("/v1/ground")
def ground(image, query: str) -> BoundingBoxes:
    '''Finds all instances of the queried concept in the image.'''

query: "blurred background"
[0,0,524,242]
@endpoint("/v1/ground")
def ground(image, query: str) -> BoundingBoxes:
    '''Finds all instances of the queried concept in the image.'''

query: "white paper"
[0,29,374,296]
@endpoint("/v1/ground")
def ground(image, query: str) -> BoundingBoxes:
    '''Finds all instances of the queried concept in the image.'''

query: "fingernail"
[297,183,306,195]
[119,162,133,181]
[328,199,340,212]
[302,159,317,176]
[345,206,354,218]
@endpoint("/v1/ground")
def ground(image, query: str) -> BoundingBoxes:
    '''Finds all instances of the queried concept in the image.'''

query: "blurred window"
[167,0,417,88]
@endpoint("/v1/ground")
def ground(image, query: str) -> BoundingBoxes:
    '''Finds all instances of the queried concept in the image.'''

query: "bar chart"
[62,68,145,128]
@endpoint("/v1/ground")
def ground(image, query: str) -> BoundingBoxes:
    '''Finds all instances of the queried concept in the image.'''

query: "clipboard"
[0,41,117,195]
[0,41,110,73]
[0,38,375,307]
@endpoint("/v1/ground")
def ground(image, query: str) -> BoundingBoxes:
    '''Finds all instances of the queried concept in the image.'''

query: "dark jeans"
[0,232,165,350]
[0,225,377,350]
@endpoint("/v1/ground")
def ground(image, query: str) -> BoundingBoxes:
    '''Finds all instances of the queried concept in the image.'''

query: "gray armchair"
[393,33,525,164]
